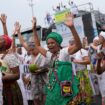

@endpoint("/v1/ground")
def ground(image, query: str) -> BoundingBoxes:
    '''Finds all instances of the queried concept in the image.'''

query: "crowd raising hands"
[0,13,105,105]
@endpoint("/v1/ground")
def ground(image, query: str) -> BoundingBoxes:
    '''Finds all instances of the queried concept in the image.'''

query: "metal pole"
[31,0,34,17]
[28,0,34,17]
[89,2,93,11]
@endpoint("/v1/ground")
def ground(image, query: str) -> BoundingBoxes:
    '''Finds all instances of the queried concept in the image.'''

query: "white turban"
[99,31,105,39]
[93,36,99,41]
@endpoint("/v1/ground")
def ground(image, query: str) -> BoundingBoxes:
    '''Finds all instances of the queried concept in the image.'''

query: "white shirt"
[4,53,20,68]
[30,53,47,67]
[30,53,48,98]
[74,49,88,71]
[46,47,70,63]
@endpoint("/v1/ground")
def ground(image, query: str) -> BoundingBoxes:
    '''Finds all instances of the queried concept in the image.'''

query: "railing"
[77,2,94,12]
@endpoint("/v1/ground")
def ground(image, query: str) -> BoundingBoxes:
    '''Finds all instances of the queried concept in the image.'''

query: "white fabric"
[33,53,46,66]
[30,53,48,99]
[22,55,33,100]
[46,47,70,62]
[97,72,105,97]
[74,49,88,71]
[17,78,28,105]
[4,53,20,68]
[0,72,3,105]
[24,54,31,64]
[74,49,88,61]
[23,53,47,100]
[72,62,76,75]
[15,53,28,105]
[16,53,33,101]
[87,65,91,70]
[0,54,19,105]
[93,36,99,41]
[1,53,22,105]
[89,73,100,95]
[99,31,105,39]
[15,53,24,64]
[70,2,79,15]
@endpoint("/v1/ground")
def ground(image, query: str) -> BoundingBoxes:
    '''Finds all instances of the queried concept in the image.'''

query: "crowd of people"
[0,12,105,105]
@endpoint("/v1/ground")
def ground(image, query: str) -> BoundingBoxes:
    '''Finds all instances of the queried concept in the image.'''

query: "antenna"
[28,0,34,17]
[88,2,93,11]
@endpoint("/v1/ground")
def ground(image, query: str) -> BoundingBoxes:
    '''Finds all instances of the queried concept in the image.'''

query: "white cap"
[99,31,105,39]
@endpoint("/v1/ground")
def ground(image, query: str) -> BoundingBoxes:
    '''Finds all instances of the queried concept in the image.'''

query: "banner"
[55,16,85,46]
[54,9,70,24]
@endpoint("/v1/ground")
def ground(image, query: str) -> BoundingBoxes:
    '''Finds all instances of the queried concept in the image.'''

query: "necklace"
[47,68,56,91]
[46,54,59,91]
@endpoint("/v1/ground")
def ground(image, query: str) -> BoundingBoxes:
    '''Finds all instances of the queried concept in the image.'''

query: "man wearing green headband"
[34,14,82,105]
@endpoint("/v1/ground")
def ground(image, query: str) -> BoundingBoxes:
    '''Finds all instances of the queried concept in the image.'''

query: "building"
[15,2,104,46]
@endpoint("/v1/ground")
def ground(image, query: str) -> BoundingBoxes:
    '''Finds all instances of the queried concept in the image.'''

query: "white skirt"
[97,71,105,97]
[17,79,28,105]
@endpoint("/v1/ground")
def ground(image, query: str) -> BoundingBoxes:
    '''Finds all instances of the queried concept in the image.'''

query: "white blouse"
[4,53,20,68]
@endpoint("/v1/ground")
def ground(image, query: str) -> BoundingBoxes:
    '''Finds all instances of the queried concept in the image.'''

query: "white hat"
[99,31,105,39]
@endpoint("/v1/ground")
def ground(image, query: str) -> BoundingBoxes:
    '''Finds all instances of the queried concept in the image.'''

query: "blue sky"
[0,0,104,35]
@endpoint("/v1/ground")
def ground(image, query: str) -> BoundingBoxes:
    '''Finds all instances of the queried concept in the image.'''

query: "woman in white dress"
[96,31,105,105]
[0,13,23,105]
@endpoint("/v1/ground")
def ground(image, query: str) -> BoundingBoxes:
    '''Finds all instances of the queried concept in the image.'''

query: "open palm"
[14,22,21,33]
[0,14,7,24]
[64,13,74,27]
[32,17,37,28]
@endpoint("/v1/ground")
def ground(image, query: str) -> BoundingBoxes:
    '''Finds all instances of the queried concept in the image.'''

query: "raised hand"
[32,17,37,29]
[0,14,7,24]
[14,22,21,34]
[12,29,16,37]
[64,13,74,28]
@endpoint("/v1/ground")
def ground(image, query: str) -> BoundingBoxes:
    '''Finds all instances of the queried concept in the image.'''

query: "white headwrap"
[93,36,99,41]
[99,31,105,39]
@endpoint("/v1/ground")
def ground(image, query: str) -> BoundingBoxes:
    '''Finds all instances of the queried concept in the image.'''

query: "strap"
[53,69,60,85]
[80,49,82,55]
[49,53,60,84]
[34,54,42,65]
[49,53,59,68]
[52,62,74,85]
[50,53,74,84]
